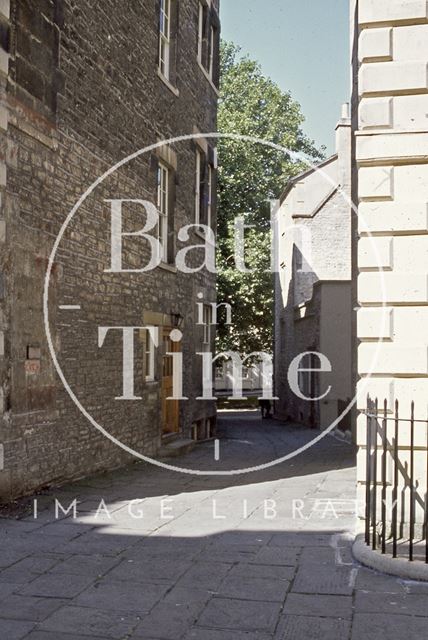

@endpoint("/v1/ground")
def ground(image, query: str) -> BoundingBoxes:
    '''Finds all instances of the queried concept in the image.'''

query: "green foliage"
[217,42,324,355]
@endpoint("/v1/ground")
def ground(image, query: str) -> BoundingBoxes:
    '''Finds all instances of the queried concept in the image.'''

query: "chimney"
[335,102,351,189]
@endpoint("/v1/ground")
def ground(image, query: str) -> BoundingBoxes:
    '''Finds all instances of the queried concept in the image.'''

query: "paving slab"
[0,549,29,569]
[0,555,63,584]
[268,533,334,547]
[283,593,353,619]
[298,546,337,565]
[0,618,35,639]
[175,562,232,590]
[38,604,141,638]
[48,554,120,577]
[74,579,168,613]
[138,536,208,551]
[59,531,139,556]
[229,562,295,581]
[209,532,272,547]
[0,520,43,535]
[120,545,198,563]
[107,558,192,584]
[292,564,354,595]
[354,590,428,617]
[196,546,259,564]
[184,630,271,640]
[274,615,350,640]
[132,601,203,639]
[0,594,67,621]
[0,581,21,602]
[18,573,95,599]
[197,597,281,632]
[24,632,106,640]
[6,535,65,555]
[30,523,90,539]
[217,575,290,602]
[251,547,300,567]
[162,586,217,606]
[354,567,405,593]
[402,579,428,595]
[351,612,428,640]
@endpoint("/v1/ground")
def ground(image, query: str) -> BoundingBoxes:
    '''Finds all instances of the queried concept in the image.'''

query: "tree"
[217,42,324,355]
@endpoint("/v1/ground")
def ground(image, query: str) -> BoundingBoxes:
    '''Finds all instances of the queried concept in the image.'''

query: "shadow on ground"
[2,413,422,639]
[1,412,357,517]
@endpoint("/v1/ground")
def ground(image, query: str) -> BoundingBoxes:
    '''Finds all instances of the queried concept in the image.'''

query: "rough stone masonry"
[0,0,220,499]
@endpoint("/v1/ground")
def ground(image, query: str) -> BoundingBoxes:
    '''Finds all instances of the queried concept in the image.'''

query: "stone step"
[157,438,196,459]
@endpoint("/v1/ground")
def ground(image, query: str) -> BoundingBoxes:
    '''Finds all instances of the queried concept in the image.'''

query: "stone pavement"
[0,411,428,640]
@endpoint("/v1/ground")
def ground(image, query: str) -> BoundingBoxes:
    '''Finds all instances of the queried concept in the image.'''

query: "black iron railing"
[364,397,428,563]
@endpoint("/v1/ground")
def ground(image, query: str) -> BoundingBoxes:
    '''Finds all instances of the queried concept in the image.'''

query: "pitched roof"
[279,154,338,205]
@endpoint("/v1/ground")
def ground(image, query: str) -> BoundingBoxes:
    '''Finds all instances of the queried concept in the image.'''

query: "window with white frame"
[208,25,215,79]
[195,148,214,230]
[297,352,317,399]
[144,331,155,382]
[207,163,213,229]
[159,0,171,80]
[157,162,169,263]
[202,304,212,345]
[197,2,205,65]
[195,148,202,225]
[197,2,218,84]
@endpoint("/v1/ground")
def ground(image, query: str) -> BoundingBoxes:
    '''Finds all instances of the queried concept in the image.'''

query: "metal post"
[409,402,415,562]
[372,398,378,551]
[426,407,428,564]
[381,399,388,554]
[392,400,399,559]
[365,396,372,546]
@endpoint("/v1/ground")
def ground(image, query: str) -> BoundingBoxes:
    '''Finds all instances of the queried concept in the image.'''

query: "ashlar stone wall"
[355,0,428,524]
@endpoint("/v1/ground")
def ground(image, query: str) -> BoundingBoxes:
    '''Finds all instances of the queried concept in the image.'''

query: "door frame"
[161,326,181,438]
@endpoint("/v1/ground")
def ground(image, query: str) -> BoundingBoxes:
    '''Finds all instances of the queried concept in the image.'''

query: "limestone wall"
[355,0,428,522]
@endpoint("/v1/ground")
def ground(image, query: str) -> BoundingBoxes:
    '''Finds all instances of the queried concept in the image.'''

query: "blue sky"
[220,0,350,155]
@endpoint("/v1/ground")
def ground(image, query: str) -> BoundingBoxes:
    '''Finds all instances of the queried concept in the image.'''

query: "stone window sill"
[158,261,177,274]
[194,227,210,241]
[197,60,220,96]
[157,69,180,97]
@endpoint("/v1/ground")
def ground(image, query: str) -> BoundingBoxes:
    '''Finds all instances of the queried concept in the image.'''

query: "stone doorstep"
[158,439,196,459]
[353,534,428,582]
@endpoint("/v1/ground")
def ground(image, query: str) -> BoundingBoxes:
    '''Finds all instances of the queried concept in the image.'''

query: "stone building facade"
[274,107,353,434]
[353,0,428,524]
[0,0,220,499]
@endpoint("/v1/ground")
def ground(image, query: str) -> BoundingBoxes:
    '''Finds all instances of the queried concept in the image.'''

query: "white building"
[353,0,428,533]
[274,107,353,434]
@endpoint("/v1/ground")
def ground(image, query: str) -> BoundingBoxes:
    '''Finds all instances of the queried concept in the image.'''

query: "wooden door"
[161,328,180,435]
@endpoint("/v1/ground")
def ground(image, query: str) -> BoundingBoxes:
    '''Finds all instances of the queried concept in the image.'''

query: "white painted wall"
[274,111,353,430]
